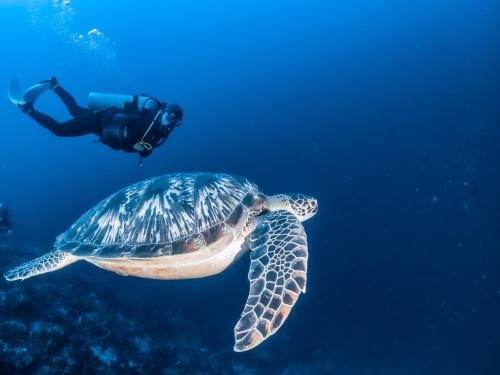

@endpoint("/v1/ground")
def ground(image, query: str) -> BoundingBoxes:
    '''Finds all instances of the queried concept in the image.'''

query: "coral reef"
[0,243,265,374]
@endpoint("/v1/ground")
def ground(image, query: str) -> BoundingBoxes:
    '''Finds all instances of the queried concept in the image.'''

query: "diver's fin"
[8,78,52,107]
[22,80,52,104]
[4,250,79,281]
[8,78,25,106]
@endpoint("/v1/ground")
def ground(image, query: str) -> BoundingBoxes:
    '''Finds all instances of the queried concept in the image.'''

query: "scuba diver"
[9,78,183,162]
[0,203,12,235]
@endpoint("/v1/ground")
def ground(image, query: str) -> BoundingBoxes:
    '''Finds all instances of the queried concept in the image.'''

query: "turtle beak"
[311,199,318,215]
[308,198,318,218]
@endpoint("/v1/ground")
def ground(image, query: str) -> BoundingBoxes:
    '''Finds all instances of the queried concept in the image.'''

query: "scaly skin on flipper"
[4,250,79,281]
[234,211,308,352]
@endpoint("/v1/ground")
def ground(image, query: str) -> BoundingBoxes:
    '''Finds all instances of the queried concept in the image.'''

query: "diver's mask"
[160,111,182,128]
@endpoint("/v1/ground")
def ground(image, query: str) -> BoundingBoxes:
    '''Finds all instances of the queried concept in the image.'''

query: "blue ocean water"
[0,0,499,373]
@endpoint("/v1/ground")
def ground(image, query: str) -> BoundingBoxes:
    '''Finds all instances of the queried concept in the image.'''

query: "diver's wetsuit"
[28,86,170,157]
[29,86,102,137]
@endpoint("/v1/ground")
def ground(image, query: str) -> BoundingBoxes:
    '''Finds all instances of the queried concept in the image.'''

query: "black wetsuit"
[28,86,170,157]
[0,204,12,233]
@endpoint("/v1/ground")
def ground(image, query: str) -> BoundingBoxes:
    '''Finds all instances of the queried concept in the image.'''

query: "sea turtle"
[4,173,318,351]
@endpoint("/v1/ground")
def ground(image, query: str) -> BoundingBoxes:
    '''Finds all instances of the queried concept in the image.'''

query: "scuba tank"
[88,92,160,112]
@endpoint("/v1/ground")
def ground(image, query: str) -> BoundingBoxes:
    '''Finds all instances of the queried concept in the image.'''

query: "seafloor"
[1,241,427,375]
[0,242,307,375]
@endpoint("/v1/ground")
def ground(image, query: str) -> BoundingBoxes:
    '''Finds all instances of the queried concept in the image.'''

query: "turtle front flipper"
[4,250,79,281]
[234,211,308,352]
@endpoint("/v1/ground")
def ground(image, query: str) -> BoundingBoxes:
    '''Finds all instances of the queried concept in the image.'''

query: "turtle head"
[266,194,318,222]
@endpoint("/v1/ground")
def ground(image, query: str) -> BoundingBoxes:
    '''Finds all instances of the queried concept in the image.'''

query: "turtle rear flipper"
[4,250,79,281]
[234,211,308,352]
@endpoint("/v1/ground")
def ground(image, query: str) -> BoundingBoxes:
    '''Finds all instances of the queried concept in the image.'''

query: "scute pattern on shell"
[55,173,258,257]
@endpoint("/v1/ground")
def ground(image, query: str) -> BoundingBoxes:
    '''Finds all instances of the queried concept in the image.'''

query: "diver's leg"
[53,85,89,118]
[28,110,99,137]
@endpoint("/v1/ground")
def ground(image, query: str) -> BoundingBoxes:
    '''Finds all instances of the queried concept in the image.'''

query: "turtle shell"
[55,173,259,257]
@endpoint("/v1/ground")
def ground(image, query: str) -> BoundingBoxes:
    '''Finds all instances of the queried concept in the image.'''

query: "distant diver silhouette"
[0,203,13,235]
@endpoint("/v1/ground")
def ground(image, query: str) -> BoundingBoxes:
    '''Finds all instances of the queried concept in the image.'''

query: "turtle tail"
[4,250,79,281]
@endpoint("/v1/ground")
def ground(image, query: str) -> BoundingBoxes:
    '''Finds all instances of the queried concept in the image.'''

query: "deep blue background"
[0,0,499,373]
